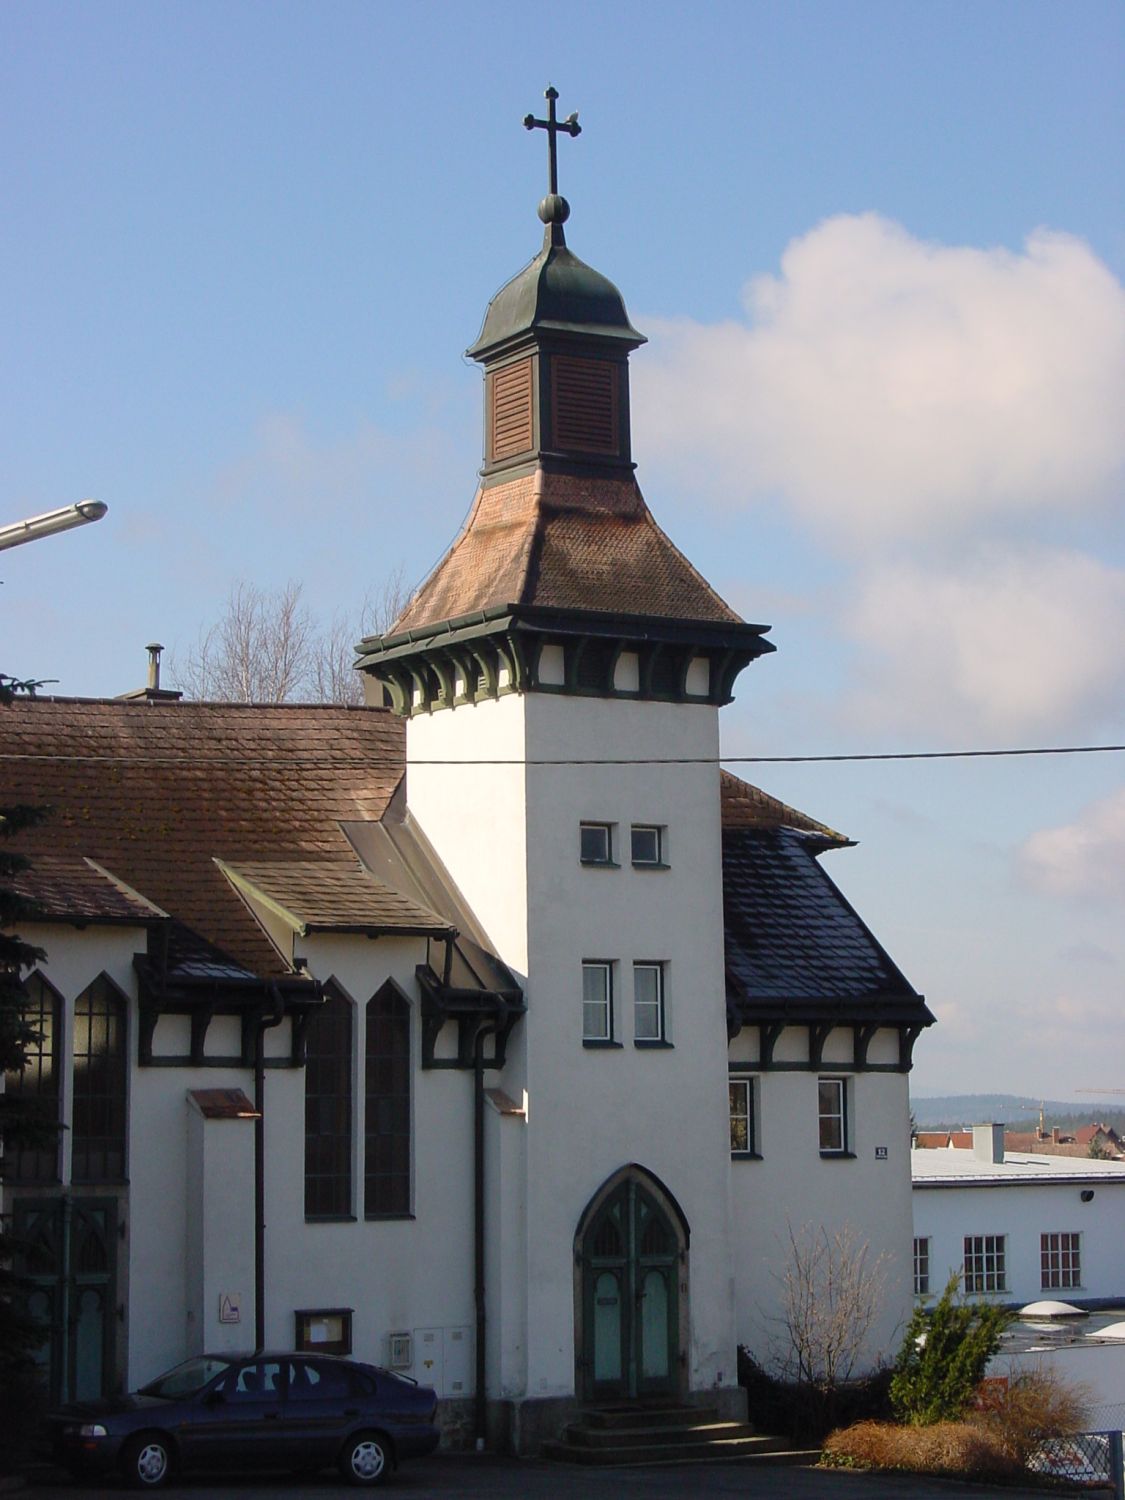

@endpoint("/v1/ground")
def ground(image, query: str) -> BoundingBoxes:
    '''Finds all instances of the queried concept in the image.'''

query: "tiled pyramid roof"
[392,469,742,634]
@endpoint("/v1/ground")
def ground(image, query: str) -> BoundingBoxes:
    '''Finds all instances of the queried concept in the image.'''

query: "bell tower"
[355,88,771,1424]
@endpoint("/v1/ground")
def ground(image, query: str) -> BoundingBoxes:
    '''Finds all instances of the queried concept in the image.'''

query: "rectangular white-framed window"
[964,1234,1007,1293]
[913,1236,930,1296]
[582,961,613,1043]
[817,1076,848,1154]
[729,1075,758,1157]
[632,962,666,1044]
[630,824,666,867]
[1041,1232,1081,1290]
[580,822,615,866]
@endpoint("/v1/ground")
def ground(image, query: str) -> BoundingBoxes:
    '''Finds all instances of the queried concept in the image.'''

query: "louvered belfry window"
[552,355,618,454]
[489,358,534,460]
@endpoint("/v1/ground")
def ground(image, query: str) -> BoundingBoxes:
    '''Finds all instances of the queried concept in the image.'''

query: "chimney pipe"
[972,1123,1005,1165]
[146,643,163,691]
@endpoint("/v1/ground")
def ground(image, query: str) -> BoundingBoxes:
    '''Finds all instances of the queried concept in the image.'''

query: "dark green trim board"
[355,603,772,715]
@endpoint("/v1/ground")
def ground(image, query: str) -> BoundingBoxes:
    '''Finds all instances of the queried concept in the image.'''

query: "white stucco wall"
[406,692,741,1403]
[729,1049,916,1376]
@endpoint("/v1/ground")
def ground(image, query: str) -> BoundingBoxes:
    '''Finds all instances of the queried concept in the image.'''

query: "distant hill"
[910,1093,1125,1135]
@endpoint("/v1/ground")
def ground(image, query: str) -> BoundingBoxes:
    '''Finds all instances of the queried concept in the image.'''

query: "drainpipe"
[254,984,286,1352]
[473,1022,498,1450]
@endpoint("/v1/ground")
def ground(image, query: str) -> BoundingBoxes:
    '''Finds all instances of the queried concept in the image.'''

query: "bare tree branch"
[171,567,411,705]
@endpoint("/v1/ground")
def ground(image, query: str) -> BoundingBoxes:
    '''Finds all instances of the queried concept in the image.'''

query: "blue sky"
[3,1,1123,1102]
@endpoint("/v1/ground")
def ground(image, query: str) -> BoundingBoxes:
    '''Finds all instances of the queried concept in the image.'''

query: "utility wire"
[0,744,1122,767]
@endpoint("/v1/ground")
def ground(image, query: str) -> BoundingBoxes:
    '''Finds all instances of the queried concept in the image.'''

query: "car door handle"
[264,1412,280,1420]
[343,1409,359,1418]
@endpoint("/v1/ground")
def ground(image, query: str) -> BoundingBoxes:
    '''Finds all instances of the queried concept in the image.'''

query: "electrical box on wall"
[414,1326,472,1397]
[386,1332,412,1368]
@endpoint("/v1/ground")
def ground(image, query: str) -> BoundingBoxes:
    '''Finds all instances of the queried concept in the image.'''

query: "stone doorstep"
[565,1419,761,1448]
[542,1436,821,1467]
[578,1403,722,1430]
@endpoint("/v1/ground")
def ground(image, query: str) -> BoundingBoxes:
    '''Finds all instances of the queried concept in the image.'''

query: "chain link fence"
[1028,1428,1124,1496]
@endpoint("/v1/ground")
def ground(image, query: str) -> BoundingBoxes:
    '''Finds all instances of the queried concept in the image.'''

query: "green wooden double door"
[13,1196,118,1405]
[578,1175,683,1401]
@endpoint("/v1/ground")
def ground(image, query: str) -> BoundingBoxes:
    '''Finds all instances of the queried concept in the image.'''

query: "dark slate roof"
[723,823,934,1029]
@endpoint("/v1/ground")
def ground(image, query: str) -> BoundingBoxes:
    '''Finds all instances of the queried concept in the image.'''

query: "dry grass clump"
[823,1418,1019,1478]
[975,1371,1087,1465]
[823,1370,1089,1481]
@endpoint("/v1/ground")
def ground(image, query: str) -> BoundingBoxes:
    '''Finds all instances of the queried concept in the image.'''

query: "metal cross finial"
[523,85,581,198]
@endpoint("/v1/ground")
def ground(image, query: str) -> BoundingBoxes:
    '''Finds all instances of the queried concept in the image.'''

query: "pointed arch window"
[72,975,127,1183]
[365,982,411,1218]
[2,971,61,1182]
[304,983,353,1219]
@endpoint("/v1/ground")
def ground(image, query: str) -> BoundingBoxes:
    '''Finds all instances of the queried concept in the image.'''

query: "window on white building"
[582,962,613,1043]
[630,824,665,867]
[632,962,666,1043]
[964,1234,1006,1293]
[729,1076,758,1157]
[817,1076,848,1154]
[913,1236,930,1295]
[1041,1232,1081,1290]
[580,823,614,866]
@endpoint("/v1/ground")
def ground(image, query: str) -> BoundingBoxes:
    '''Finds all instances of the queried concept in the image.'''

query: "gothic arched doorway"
[574,1167,688,1402]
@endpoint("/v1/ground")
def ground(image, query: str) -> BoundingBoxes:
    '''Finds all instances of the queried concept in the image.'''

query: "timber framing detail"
[727,1018,925,1074]
[355,602,772,715]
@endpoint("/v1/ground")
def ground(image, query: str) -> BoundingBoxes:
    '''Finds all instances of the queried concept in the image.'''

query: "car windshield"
[139,1357,234,1400]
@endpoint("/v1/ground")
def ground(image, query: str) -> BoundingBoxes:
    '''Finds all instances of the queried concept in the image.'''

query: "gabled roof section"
[218,858,451,938]
[385,470,749,636]
[10,854,168,924]
[720,770,851,845]
[0,698,404,978]
[723,821,934,1029]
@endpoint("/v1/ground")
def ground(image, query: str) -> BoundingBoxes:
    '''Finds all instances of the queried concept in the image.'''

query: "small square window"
[913,1237,930,1296]
[580,823,614,865]
[582,962,613,1041]
[294,1308,353,1356]
[817,1077,847,1153]
[730,1076,757,1156]
[631,825,664,866]
[633,963,665,1042]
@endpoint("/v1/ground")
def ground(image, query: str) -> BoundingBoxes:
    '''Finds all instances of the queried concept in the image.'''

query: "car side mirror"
[203,1391,225,1407]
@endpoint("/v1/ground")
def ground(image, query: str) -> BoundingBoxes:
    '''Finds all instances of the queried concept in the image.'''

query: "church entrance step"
[543,1403,816,1467]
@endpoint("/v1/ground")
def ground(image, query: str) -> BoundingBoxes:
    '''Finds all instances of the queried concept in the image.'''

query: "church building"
[2,91,933,1454]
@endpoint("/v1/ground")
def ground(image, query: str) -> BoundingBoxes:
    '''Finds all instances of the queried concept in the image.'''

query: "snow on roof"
[912,1148,1125,1187]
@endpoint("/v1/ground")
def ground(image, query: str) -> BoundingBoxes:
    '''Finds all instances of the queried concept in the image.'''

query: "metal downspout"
[473,1022,498,1450]
[254,984,286,1353]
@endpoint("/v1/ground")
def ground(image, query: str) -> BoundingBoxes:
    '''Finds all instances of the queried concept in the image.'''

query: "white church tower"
[357,89,774,1443]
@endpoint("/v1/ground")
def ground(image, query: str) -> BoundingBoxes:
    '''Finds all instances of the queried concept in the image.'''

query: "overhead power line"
[0,743,1122,768]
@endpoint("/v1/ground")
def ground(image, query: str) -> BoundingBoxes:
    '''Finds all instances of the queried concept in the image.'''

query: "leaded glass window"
[364,984,410,1217]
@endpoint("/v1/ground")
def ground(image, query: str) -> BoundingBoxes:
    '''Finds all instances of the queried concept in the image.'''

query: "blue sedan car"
[47,1351,440,1488]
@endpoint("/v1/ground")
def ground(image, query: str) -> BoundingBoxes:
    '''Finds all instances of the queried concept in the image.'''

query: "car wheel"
[339,1430,390,1486]
[122,1433,173,1489]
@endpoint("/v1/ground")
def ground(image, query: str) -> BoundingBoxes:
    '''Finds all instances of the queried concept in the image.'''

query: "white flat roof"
[912,1149,1125,1188]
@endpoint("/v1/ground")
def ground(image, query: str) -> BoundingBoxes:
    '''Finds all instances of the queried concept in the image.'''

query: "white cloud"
[840,546,1125,740]
[1019,787,1125,904]
[635,214,1125,546]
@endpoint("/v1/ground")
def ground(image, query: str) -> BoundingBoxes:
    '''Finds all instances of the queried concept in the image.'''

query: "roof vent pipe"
[973,1122,1005,1164]
[147,643,163,691]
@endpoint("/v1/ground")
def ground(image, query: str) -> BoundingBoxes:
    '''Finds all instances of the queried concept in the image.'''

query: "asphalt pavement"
[18,1452,1071,1500]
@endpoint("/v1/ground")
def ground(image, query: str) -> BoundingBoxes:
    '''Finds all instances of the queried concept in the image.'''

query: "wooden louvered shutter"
[552,356,618,454]
[489,359,534,460]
